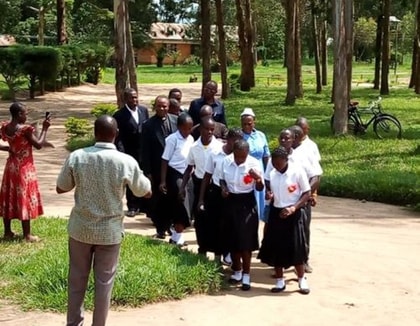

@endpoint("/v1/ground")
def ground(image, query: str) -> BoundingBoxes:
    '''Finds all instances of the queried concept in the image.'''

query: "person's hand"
[159,182,167,194]
[310,195,318,207]
[178,187,186,201]
[42,117,51,131]
[248,168,261,181]
[221,186,229,198]
[143,191,152,199]
[197,200,205,212]
[280,206,296,218]
[265,190,273,200]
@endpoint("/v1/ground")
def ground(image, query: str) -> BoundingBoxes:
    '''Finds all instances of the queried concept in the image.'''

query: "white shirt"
[269,163,311,208]
[125,104,139,124]
[301,136,321,162]
[205,149,230,186]
[264,148,321,181]
[222,154,263,194]
[187,137,223,178]
[162,131,194,174]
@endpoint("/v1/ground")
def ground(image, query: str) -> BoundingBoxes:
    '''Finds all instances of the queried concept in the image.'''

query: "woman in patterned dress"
[0,102,51,242]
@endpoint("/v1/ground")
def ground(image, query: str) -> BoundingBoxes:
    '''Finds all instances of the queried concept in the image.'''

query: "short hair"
[168,88,182,97]
[295,116,308,127]
[200,116,215,127]
[199,104,213,117]
[9,102,24,118]
[289,125,304,139]
[177,112,192,126]
[233,139,249,151]
[227,128,243,140]
[271,146,289,160]
[279,128,296,139]
[169,98,180,107]
[124,88,137,99]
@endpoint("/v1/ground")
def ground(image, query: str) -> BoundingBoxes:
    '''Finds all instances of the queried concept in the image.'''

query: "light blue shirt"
[243,129,270,162]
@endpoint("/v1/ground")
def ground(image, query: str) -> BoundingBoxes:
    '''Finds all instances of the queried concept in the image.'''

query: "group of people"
[0,79,322,326]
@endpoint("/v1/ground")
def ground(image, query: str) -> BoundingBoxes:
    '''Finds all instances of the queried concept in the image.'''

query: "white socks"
[275,278,285,289]
[298,277,309,290]
[224,253,232,264]
[242,273,250,285]
[230,270,243,281]
[170,230,185,245]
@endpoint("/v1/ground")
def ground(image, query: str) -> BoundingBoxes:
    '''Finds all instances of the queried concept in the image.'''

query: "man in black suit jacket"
[113,88,149,217]
[141,95,177,238]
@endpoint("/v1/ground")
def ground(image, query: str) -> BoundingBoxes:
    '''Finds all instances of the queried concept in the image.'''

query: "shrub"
[64,117,92,140]
[182,55,201,66]
[0,46,25,101]
[90,103,118,118]
[66,136,95,152]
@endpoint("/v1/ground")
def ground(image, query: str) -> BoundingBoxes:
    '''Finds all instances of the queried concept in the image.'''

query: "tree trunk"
[201,0,212,92]
[215,0,229,99]
[321,19,328,86]
[39,7,45,46]
[345,0,353,96]
[294,0,303,98]
[332,0,353,134]
[235,0,255,91]
[409,39,418,88]
[380,0,390,95]
[114,0,138,107]
[311,1,322,93]
[373,14,383,89]
[56,0,67,45]
[415,0,420,93]
[285,0,297,104]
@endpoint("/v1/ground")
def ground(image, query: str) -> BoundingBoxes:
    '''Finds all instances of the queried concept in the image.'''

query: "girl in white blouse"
[220,139,263,291]
[258,147,311,294]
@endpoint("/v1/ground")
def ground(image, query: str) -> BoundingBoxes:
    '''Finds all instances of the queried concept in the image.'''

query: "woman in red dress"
[0,102,51,242]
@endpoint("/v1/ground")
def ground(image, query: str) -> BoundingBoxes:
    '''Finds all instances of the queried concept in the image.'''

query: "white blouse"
[187,137,223,178]
[161,131,194,174]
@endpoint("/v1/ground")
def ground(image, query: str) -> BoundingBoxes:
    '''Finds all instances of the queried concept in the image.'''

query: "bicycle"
[330,97,402,139]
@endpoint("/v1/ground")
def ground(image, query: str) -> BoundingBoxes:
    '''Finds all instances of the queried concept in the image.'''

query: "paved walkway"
[0,84,419,326]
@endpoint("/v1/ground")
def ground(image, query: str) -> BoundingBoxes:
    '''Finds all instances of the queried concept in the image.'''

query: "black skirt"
[258,205,307,268]
[194,183,227,255]
[225,191,259,252]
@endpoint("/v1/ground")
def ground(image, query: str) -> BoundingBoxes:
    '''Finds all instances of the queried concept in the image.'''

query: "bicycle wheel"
[330,114,358,135]
[373,116,402,139]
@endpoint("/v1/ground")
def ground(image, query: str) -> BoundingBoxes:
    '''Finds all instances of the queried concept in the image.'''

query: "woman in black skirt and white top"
[258,147,311,294]
[220,139,264,291]
[159,113,194,246]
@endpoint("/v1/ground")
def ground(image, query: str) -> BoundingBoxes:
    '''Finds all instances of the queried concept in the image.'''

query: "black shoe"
[125,210,136,218]
[228,277,241,285]
[241,283,251,291]
[154,232,165,239]
[271,285,286,293]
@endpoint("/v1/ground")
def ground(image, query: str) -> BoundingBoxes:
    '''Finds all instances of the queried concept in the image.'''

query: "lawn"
[0,218,222,312]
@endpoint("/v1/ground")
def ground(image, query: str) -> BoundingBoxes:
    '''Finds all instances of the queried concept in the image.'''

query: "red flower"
[243,174,253,184]
[288,184,297,193]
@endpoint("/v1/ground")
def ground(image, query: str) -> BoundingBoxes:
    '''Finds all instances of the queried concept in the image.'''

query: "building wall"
[136,42,193,65]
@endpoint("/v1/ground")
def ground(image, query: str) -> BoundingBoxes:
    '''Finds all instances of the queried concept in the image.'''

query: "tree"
[413,0,420,93]
[215,0,229,98]
[56,0,67,44]
[200,0,212,89]
[114,0,137,107]
[332,0,353,135]
[311,0,322,93]
[235,0,255,92]
[380,0,390,95]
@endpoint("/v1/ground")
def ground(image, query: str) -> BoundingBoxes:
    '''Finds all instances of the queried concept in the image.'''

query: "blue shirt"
[188,98,227,126]
[243,129,270,163]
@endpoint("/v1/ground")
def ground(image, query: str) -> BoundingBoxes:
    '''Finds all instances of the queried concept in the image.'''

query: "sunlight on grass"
[0,218,223,312]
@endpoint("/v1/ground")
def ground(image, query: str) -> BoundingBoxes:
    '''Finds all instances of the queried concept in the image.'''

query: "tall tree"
[56,0,67,44]
[332,0,353,134]
[414,0,420,93]
[380,0,390,95]
[284,0,299,104]
[114,0,137,107]
[235,0,255,91]
[200,0,211,89]
[215,0,229,98]
[311,0,322,93]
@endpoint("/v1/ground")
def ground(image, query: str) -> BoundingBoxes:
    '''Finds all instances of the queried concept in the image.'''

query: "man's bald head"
[199,104,213,118]
[94,115,118,142]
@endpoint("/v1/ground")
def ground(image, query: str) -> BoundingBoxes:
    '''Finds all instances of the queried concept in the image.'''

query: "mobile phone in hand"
[45,111,51,119]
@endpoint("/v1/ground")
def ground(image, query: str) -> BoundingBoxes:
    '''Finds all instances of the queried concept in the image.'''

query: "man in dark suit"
[141,95,177,238]
[191,105,228,141]
[188,80,227,126]
[113,88,149,217]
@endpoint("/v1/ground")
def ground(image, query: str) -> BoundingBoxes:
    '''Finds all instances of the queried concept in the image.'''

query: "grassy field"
[0,218,222,312]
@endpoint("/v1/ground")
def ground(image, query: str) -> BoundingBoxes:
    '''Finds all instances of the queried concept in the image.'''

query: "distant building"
[0,35,17,47]
[136,22,238,65]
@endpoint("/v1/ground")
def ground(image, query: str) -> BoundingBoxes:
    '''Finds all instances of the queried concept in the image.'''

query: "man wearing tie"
[113,88,149,217]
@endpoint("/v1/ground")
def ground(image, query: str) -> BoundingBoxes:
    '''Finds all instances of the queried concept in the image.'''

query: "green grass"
[0,218,223,312]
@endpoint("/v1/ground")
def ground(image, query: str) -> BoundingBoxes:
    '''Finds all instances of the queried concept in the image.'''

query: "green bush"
[0,46,25,101]
[64,117,92,140]
[182,55,201,66]
[66,136,95,152]
[90,103,118,118]
[0,218,222,312]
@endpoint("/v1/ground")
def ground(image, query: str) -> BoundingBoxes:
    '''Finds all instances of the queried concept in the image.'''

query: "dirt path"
[0,84,419,326]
